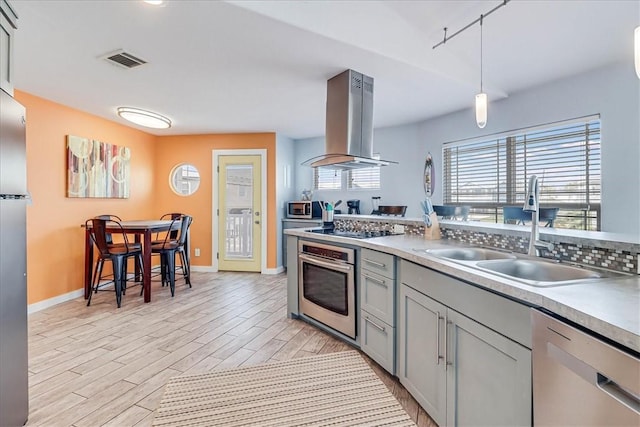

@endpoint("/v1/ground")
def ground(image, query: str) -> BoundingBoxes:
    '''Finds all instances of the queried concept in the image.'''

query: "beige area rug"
[153,351,416,426]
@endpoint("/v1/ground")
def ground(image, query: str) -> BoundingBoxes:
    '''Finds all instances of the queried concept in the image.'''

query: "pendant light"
[476,15,488,129]
[635,26,640,79]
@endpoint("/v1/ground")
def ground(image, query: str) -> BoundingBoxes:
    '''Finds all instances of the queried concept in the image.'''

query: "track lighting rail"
[432,0,510,50]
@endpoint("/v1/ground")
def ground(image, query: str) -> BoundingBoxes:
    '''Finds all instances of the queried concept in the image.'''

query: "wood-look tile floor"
[26,272,437,427]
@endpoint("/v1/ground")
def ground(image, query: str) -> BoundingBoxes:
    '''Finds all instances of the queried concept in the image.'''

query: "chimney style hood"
[303,70,396,170]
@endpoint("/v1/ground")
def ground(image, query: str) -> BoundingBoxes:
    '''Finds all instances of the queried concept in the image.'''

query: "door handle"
[299,254,353,273]
[436,312,444,365]
[444,317,453,370]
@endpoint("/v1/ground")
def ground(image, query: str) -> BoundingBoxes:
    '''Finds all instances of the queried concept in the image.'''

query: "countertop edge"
[285,228,640,353]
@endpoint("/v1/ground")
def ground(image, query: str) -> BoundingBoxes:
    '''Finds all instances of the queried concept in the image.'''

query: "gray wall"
[275,133,297,268]
[294,62,640,236]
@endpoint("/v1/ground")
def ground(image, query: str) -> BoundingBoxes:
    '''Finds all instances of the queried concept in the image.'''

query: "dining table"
[84,219,180,303]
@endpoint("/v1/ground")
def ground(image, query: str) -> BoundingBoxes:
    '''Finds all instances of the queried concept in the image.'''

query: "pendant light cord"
[480,14,484,93]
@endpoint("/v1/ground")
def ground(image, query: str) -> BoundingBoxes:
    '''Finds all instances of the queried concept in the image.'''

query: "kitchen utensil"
[333,200,342,209]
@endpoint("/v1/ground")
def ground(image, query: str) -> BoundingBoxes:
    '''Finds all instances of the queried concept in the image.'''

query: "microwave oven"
[287,201,323,219]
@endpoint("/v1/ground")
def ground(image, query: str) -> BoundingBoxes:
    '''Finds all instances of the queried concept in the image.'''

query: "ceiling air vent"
[101,49,147,69]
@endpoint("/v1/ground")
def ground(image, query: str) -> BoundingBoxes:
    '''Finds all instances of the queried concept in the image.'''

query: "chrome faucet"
[523,175,554,256]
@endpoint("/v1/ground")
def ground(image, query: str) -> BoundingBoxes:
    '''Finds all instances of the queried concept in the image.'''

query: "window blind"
[314,154,382,190]
[443,117,601,230]
[313,168,341,190]
[348,154,381,190]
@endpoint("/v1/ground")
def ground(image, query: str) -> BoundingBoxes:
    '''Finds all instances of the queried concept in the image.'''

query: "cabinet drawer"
[360,311,395,374]
[361,248,395,279]
[361,269,394,325]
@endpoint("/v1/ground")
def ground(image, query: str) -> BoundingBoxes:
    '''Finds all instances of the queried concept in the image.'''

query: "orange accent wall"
[14,91,278,305]
[15,91,158,304]
[154,134,277,270]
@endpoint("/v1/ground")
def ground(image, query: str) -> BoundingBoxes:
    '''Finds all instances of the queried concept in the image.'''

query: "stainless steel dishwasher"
[532,309,640,426]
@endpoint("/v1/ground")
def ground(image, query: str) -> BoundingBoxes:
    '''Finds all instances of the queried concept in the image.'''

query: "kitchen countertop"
[285,228,640,353]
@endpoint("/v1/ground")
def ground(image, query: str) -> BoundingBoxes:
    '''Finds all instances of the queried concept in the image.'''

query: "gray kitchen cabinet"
[360,248,395,327]
[0,0,17,96]
[398,284,447,424]
[360,311,395,373]
[445,309,531,427]
[399,260,532,426]
[282,219,321,268]
[359,248,396,374]
[285,235,299,317]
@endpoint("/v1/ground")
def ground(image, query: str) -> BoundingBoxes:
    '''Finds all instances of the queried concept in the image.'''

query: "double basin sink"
[417,247,625,287]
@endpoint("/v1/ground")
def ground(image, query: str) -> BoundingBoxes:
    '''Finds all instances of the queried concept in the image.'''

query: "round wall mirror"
[170,163,200,196]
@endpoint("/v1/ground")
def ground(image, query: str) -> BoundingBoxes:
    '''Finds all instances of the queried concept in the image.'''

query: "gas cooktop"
[307,228,402,239]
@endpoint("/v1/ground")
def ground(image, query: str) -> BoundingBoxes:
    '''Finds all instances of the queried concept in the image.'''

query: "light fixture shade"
[117,107,171,129]
[635,26,640,79]
[475,93,488,129]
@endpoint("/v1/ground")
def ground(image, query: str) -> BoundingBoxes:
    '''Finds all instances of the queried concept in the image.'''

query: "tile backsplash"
[334,217,639,275]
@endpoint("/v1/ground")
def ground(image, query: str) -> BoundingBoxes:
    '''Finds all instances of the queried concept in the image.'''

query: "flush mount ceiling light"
[117,107,172,129]
[433,0,510,129]
[144,0,164,5]
[635,26,640,79]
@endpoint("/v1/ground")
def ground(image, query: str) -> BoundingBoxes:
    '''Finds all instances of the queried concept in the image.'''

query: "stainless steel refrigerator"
[0,89,29,426]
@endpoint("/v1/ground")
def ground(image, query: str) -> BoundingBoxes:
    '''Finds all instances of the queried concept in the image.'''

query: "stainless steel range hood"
[303,70,396,170]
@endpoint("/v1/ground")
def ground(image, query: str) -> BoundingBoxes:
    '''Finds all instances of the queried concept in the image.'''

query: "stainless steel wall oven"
[298,240,356,339]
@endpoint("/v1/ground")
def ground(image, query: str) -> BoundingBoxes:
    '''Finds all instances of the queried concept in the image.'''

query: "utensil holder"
[423,213,441,240]
[322,210,334,223]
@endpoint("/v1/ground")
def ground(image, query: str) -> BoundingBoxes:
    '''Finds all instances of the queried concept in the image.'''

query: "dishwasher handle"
[548,342,640,414]
[597,373,640,414]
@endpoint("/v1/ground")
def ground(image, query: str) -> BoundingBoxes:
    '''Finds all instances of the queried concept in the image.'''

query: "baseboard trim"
[27,265,285,314]
[190,265,284,274]
[28,288,84,314]
[263,266,285,275]
[191,265,218,273]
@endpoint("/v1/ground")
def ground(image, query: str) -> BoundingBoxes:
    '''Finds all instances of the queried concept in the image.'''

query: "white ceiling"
[11,0,640,138]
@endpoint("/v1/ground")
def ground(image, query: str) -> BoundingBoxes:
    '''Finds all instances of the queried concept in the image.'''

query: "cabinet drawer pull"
[363,258,386,269]
[436,312,444,365]
[364,316,386,332]
[445,318,453,369]
[362,273,387,286]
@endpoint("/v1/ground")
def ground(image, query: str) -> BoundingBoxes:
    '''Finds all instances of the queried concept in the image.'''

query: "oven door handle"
[299,253,353,273]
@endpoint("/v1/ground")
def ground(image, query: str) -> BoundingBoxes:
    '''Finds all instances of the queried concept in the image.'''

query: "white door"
[215,153,263,272]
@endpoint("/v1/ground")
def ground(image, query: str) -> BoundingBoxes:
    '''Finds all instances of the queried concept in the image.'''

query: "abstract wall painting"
[66,135,130,198]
